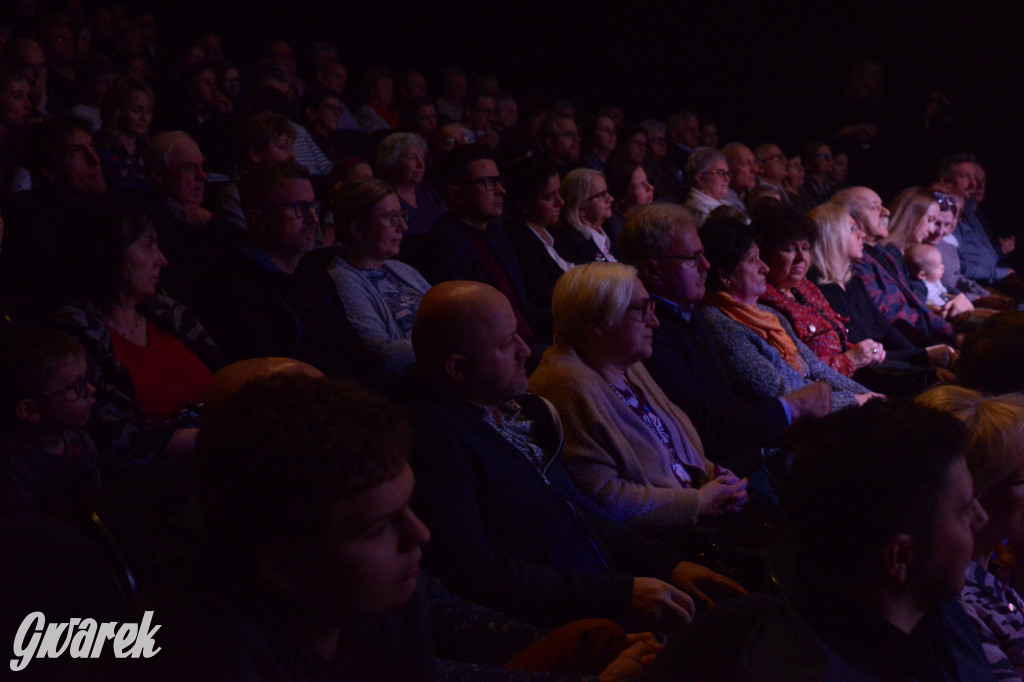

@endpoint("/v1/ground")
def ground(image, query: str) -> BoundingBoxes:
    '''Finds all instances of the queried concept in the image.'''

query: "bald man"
[391,281,743,633]
[203,357,323,423]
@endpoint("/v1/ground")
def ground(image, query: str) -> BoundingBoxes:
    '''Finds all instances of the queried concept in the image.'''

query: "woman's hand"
[854,392,886,406]
[696,471,748,519]
[925,344,957,368]
[845,339,885,368]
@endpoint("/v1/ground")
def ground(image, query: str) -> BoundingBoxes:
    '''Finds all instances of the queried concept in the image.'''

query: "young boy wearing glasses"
[0,326,100,519]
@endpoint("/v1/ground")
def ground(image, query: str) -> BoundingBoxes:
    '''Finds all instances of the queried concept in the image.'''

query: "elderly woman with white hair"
[683,147,731,228]
[556,167,618,264]
[376,132,446,235]
[528,261,748,532]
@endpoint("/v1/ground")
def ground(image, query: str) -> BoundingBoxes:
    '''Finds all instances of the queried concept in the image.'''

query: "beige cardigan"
[528,342,714,530]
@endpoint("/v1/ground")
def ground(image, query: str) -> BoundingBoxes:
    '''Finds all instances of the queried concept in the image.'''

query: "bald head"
[413,281,530,407]
[203,357,323,425]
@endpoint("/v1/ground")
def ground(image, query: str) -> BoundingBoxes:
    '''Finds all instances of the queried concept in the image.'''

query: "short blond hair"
[916,385,1024,500]
[809,202,854,285]
[559,168,603,236]
[551,262,637,346]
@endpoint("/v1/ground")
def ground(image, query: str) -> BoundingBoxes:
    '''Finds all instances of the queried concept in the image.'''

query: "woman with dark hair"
[95,75,153,191]
[603,154,655,244]
[700,216,878,409]
[48,195,223,476]
[799,141,836,209]
[328,177,430,375]
[503,156,572,340]
[753,203,885,377]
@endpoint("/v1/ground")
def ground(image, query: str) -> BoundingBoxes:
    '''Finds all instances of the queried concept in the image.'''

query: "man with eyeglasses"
[753,143,791,205]
[619,203,831,473]
[541,116,581,176]
[417,144,538,345]
[196,160,361,375]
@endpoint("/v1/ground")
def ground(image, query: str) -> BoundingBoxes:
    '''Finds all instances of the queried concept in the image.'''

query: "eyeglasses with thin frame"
[459,176,502,192]
[702,169,732,179]
[40,376,91,402]
[626,298,657,323]
[587,189,611,202]
[653,250,705,270]
[265,200,321,219]
[371,210,409,227]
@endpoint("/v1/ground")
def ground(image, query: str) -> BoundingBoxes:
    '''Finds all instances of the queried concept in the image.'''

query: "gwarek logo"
[10,611,160,672]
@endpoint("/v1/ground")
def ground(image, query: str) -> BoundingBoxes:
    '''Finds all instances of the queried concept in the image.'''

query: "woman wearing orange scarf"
[699,215,880,411]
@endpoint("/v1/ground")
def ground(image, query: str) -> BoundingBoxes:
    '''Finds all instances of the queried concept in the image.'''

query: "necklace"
[105,310,143,339]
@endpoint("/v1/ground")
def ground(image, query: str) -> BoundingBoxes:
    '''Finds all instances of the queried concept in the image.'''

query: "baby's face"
[920,253,945,282]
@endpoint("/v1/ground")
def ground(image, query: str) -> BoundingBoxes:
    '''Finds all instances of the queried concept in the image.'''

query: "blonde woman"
[556,167,617,264]
[809,202,955,371]
[916,385,1024,680]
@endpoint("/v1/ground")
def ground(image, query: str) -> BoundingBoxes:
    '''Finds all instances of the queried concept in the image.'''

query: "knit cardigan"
[528,342,714,531]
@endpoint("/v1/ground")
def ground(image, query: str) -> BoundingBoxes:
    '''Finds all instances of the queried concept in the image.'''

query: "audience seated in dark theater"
[6,37,49,119]
[159,62,233,177]
[664,111,699,182]
[683,146,729,228]
[0,326,100,520]
[700,216,878,409]
[357,67,398,136]
[327,177,429,377]
[390,280,744,629]
[799,140,836,210]
[618,203,829,473]
[557,168,618,264]
[95,75,153,192]
[753,143,792,205]
[835,185,958,346]
[646,401,993,681]
[100,373,662,680]
[302,85,369,166]
[414,144,537,345]
[39,17,77,115]
[529,261,747,532]
[48,196,222,478]
[399,96,439,140]
[782,152,805,205]
[0,116,106,320]
[0,66,31,189]
[312,59,361,131]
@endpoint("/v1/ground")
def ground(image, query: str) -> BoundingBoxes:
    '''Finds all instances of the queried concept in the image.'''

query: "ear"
[715,266,730,288]
[916,270,927,281]
[248,147,262,166]
[14,399,41,424]
[444,354,468,384]
[882,533,913,586]
[258,544,298,594]
[444,185,460,207]
[638,258,661,287]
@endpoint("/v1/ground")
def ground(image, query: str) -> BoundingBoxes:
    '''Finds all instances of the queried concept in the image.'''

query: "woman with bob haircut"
[916,385,1024,680]
[556,167,618,264]
[375,132,446,236]
[528,261,748,532]
[95,75,154,191]
[328,177,430,376]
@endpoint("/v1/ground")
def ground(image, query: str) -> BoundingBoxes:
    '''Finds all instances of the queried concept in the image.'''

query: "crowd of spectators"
[3,3,1024,680]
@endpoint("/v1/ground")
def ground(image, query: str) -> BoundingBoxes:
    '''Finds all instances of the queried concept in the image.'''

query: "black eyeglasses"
[654,250,705,270]
[41,376,91,402]
[460,176,502,192]
[626,299,656,323]
[265,200,321,219]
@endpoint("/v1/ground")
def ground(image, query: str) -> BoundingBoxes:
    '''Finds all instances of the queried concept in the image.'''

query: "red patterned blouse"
[760,279,856,377]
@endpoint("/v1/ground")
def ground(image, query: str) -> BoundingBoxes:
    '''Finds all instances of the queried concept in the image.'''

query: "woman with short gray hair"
[376,132,446,235]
